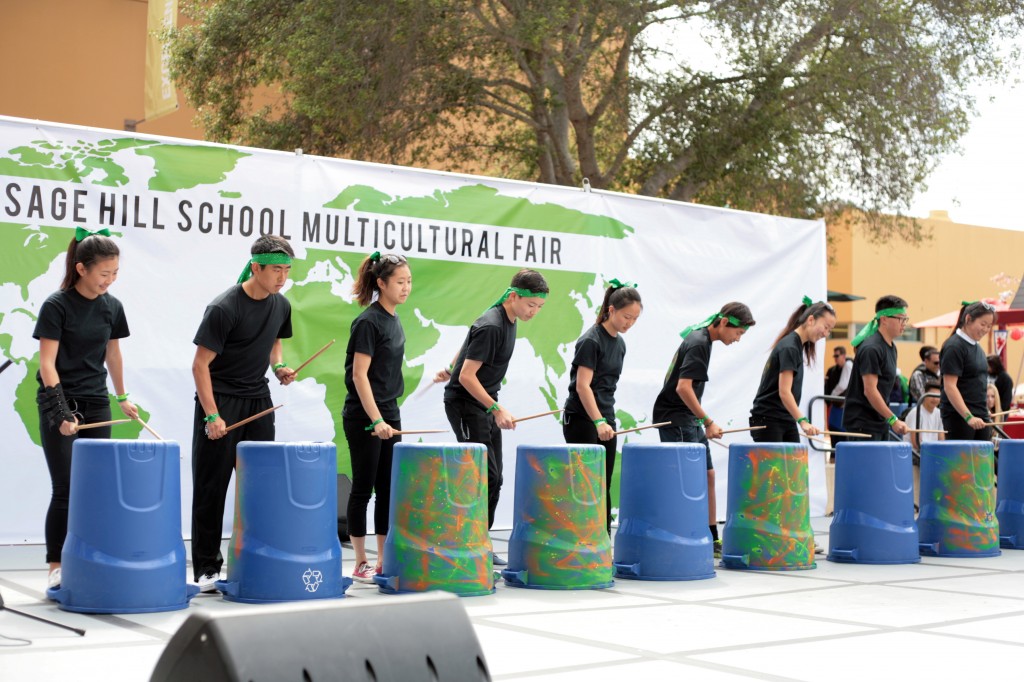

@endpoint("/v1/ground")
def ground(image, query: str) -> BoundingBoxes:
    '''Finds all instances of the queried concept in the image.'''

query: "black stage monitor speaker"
[150,591,490,682]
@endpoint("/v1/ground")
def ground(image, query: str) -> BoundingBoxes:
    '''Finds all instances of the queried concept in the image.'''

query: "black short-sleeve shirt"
[444,306,517,403]
[343,302,406,422]
[750,331,805,422]
[33,288,130,399]
[939,332,989,420]
[842,332,897,429]
[652,328,712,427]
[563,324,626,421]
[193,284,292,398]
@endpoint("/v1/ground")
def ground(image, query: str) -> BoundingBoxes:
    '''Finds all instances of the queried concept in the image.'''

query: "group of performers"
[34,232,1001,590]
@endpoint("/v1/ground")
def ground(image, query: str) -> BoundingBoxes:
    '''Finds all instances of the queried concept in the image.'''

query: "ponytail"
[951,301,997,338]
[772,301,835,364]
[60,234,119,291]
[352,252,408,307]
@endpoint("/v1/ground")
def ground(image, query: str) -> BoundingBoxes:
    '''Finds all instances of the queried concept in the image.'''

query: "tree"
[169,0,1024,232]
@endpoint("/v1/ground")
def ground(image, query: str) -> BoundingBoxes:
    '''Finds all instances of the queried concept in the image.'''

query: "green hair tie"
[237,252,293,284]
[75,226,112,242]
[489,286,548,309]
[850,306,906,348]
[370,251,382,263]
[609,278,638,289]
[802,295,813,307]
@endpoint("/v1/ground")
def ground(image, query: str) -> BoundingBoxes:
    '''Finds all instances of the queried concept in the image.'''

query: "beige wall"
[0,0,202,140]
[827,212,1024,390]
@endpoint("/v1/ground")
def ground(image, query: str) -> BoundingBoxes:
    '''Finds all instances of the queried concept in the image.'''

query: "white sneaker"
[47,567,61,589]
[196,571,220,593]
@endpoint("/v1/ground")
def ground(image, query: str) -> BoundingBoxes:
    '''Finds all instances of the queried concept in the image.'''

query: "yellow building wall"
[827,212,1024,393]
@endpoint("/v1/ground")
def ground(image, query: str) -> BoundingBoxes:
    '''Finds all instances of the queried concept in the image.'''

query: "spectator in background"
[903,379,944,452]
[909,346,940,404]
[825,346,853,449]
[988,354,1014,412]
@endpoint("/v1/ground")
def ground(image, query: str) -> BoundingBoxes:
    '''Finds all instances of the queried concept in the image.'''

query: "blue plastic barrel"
[46,439,198,613]
[720,443,816,571]
[374,442,493,596]
[613,442,714,581]
[918,440,999,557]
[997,440,1024,549]
[828,441,919,564]
[216,441,351,603]
[501,444,613,589]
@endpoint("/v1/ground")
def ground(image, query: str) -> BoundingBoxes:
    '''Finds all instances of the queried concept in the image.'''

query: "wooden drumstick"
[292,339,335,376]
[224,405,283,433]
[820,430,871,438]
[718,426,766,435]
[612,421,671,436]
[902,428,947,434]
[134,416,165,441]
[512,409,562,424]
[371,429,448,437]
[72,418,133,432]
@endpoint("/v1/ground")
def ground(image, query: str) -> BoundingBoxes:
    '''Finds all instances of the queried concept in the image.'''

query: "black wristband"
[38,383,74,427]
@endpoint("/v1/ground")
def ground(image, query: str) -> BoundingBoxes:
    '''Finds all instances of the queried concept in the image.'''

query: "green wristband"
[697,415,711,426]
[204,413,220,423]
[593,418,607,426]
[797,416,809,424]
[365,418,383,431]
[116,392,130,403]
[887,414,898,426]
[272,362,287,370]
[486,402,500,414]
[963,412,973,423]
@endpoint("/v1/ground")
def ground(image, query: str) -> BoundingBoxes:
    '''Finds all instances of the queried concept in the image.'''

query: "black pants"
[191,394,274,580]
[845,420,890,442]
[39,395,111,564]
[749,415,800,444]
[445,398,502,530]
[942,415,992,441]
[562,412,617,534]
[343,417,401,538]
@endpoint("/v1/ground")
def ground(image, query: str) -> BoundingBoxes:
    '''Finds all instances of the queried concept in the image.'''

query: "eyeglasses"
[888,315,910,324]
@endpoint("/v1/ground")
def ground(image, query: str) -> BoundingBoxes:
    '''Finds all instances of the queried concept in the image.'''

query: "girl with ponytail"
[939,300,997,441]
[33,228,137,590]
[342,252,411,582]
[562,280,642,535]
[749,298,836,443]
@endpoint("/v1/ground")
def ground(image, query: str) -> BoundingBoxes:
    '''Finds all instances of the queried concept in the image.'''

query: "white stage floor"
[3,518,1024,681]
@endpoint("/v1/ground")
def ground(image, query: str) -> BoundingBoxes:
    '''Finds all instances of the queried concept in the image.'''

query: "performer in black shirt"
[437,269,549,565]
[562,280,642,534]
[842,295,910,440]
[940,301,996,441]
[653,302,755,553]
[33,228,138,590]
[190,236,296,592]
[343,252,410,582]
[750,298,836,443]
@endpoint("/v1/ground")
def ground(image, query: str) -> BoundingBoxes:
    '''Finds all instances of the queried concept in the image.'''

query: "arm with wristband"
[575,365,614,441]
[105,338,139,419]
[459,358,515,429]
[352,352,395,440]
[269,338,296,385]
[863,373,908,435]
[779,370,819,436]
[942,373,986,430]
[675,378,722,439]
[192,345,227,440]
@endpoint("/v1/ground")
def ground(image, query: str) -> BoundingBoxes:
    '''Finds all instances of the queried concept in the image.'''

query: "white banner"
[0,115,827,543]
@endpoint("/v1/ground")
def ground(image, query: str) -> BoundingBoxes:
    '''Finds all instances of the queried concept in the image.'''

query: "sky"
[909,78,1024,232]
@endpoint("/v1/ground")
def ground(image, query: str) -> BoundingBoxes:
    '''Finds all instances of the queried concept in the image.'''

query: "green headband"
[237,252,293,284]
[609,278,638,289]
[489,286,548,309]
[679,312,748,339]
[850,306,906,348]
[75,226,111,242]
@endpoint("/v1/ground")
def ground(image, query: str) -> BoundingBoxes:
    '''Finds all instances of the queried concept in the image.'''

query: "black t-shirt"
[842,331,897,429]
[343,302,405,422]
[995,371,1014,413]
[193,284,293,398]
[939,333,989,420]
[33,288,130,399]
[750,331,804,422]
[563,324,626,421]
[444,306,517,403]
[652,328,712,427]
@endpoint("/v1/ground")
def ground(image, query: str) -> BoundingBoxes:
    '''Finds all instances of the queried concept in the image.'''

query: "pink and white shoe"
[352,561,376,583]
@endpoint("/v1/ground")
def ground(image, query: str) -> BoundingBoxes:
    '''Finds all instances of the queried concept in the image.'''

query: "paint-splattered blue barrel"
[613,442,714,581]
[501,444,613,589]
[216,441,351,602]
[46,439,198,613]
[828,442,919,564]
[720,443,816,571]
[918,441,1000,557]
[997,440,1024,549]
[374,442,493,596]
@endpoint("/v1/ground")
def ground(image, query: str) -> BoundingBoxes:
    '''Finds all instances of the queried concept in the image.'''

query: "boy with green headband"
[843,294,910,440]
[654,302,755,555]
[190,235,297,592]
[439,268,549,566]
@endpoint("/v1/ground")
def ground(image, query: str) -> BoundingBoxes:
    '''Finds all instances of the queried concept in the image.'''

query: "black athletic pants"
[343,417,401,538]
